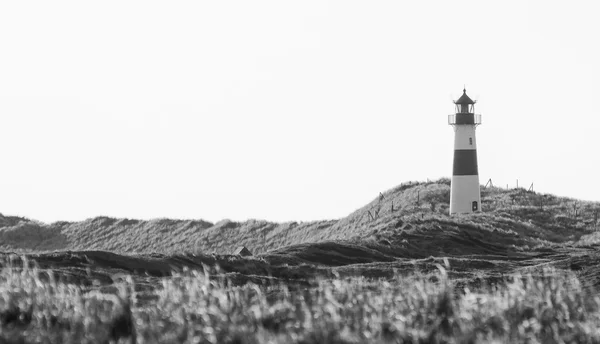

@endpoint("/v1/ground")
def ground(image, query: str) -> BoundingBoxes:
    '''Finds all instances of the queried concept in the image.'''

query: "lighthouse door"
[472,201,478,211]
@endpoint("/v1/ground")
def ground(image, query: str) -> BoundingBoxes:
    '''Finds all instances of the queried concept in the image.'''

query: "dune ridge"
[1,179,598,255]
[2,179,600,288]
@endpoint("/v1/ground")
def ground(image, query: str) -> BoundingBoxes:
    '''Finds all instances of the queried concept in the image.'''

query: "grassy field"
[1,179,600,343]
[2,259,600,344]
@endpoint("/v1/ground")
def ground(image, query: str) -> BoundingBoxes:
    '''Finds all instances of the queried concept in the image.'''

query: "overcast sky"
[0,0,598,224]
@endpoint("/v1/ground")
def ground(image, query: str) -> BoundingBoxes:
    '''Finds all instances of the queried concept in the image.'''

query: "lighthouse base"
[450,175,481,214]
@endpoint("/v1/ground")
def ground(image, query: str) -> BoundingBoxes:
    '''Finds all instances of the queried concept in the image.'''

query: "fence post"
[484,179,493,188]
[391,201,394,212]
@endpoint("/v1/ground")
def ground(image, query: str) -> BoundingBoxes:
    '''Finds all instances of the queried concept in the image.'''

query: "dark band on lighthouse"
[452,150,478,175]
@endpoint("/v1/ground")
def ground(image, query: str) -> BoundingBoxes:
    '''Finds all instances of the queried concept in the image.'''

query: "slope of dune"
[1,179,599,275]
[2,179,600,295]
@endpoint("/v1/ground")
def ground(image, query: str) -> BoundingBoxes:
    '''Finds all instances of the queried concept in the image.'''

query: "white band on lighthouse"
[449,88,481,215]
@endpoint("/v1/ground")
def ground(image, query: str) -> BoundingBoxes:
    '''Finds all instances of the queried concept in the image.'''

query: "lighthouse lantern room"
[448,88,482,214]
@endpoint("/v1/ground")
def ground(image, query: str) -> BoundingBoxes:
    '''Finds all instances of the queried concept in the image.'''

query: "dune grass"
[1,179,598,257]
[1,258,600,344]
[1,180,600,343]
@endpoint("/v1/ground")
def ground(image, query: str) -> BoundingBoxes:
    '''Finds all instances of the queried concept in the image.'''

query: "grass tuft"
[1,258,600,343]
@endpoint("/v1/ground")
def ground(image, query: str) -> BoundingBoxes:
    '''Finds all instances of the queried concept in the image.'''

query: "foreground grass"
[1,260,600,343]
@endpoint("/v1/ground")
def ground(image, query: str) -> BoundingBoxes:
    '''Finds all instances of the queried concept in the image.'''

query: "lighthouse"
[448,88,482,214]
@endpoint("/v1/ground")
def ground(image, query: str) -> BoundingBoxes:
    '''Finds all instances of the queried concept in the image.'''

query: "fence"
[483,178,534,192]
[360,179,600,230]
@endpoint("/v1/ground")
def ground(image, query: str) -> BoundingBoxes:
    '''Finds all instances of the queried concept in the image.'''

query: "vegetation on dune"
[1,180,600,343]
[1,179,598,258]
[1,260,600,344]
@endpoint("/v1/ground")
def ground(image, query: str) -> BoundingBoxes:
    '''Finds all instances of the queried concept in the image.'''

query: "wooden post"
[391,201,394,212]
[484,179,493,188]
[368,210,374,221]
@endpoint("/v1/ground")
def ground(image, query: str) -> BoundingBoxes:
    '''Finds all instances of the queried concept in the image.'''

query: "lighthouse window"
[469,137,473,145]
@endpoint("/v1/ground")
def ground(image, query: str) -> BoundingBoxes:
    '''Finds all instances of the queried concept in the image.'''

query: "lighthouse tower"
[448,88,482,214]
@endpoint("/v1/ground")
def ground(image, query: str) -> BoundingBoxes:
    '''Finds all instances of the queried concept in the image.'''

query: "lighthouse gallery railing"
[448,114,482,125]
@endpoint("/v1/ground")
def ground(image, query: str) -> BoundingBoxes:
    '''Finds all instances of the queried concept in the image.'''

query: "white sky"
[0,1,598,224]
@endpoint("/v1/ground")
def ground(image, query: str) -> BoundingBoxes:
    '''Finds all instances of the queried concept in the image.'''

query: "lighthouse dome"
[454,89,475,105]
